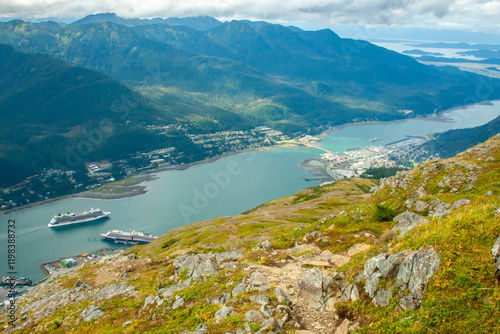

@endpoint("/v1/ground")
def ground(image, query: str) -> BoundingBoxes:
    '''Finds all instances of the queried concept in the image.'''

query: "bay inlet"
[1,100,499,282]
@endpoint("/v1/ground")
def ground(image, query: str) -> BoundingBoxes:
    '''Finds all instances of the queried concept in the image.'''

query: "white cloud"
[0,0,499,32]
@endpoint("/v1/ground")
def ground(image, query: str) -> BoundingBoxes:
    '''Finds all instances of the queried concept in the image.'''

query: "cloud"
[0,0,499,31]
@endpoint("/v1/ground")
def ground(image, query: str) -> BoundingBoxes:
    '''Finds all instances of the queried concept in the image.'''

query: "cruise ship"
[369,137,379,142]
[101,230,158,245]
[48,208,110,228]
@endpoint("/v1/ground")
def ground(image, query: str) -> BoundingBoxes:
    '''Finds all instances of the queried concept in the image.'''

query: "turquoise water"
[0,149,318,281]
[1,100,499,281]
[320,101,500,152]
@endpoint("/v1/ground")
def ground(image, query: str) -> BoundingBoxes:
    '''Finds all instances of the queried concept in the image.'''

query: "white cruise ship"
[48,208,110,228]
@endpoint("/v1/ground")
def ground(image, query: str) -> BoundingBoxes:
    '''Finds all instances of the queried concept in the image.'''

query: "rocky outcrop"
[298,269,334,309]
[355,247,440,310]
[392,211,430,237]
[80,305,104,322]
[245,310,265,323]
[173,251,243,280]
[347,243,371,257]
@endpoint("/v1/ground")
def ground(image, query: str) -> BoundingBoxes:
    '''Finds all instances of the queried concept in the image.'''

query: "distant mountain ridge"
[421,113,500,159]
[1,15,498,136]
[71,12,222,30]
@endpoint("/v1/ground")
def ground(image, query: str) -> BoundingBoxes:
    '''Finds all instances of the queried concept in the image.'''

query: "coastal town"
[0,126,289,211]
[300,136,427,183]
[0,119,431,212]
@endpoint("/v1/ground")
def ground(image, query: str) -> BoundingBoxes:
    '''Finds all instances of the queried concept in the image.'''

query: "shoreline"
[319,99,500,137]
[0,143,301,217]
[2,99,498,217]
[36,248,126,285]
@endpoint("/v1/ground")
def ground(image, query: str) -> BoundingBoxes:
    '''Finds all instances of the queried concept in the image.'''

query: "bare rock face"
[245,310,265,323]
[173,251,243,280]
[356,247,440,310]
[214,305,233,323]
[414,200,429,213]
[274,287,291,304]
[395,248,441,311]
[80,304,104,322]
[95,283,137,302]
[347,243,371,257]
[428,200,452,218]
[298,270,334,309]
[189,323,208,334]
[248,272,269,287]
[392,211,431,237]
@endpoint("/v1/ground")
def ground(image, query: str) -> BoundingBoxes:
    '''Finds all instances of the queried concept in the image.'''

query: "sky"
[1,0,500,33]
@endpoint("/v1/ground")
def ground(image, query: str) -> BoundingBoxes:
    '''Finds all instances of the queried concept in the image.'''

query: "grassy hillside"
[3,135,499,333]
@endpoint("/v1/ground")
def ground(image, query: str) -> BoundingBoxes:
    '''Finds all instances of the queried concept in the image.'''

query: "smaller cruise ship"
[101,230,158,245]
[48,208,110,228]
[369,137,379,142]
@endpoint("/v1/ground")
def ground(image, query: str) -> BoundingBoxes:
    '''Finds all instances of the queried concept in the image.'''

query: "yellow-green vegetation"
[2,136,499,333]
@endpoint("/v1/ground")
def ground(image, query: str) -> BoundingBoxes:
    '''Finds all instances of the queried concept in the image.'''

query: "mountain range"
[1,13,500,187]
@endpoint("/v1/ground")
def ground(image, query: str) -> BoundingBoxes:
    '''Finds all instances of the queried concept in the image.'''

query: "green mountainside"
[422,113,500,158]
[0,44,204,187]
[3,134,499,333]
[1,17,499,135]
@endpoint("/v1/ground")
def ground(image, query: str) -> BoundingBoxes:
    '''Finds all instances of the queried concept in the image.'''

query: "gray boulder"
[231,282,247,297]
[261,240,273,251]
[392,211,430,237]
[429,200,452,218]
[261,317,282,332]
[172,296,185,310]
[492,234,500,282]
[245,310,265,323]
[396,247,440,310]
[95,283,137,302]
[173,252,243,279]
[298,270,334,309]
[249,272,269,287]
[261,304,273,317]
[191,323,208,334]
[414,200,429,213]
[249,294,270,305]
[141,295,163,312]
[450,199,471,211]
[214,305,234,323]
[81,305,104,322]
[357,247,440,310]
[341,283,360,302]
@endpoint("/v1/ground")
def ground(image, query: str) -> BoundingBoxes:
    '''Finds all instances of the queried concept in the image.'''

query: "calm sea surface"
[1,101,499,281]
